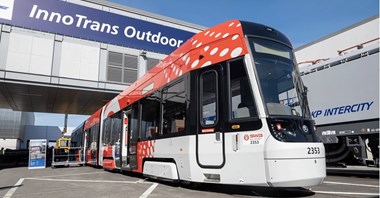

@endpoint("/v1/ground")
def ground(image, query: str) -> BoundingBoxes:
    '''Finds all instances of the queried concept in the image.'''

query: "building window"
[147,58,160,71]
[107,52,138,84]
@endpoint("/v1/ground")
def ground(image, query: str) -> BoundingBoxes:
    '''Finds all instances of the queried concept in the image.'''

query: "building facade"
[0,0,204,115]
[0,0,204,148]
[0,108,34,149]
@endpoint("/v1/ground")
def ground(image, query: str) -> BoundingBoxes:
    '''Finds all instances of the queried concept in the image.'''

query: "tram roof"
[85,20,289,123]
[84,108,102,130]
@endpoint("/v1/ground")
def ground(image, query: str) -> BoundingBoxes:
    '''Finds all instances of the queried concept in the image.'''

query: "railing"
[337,38,379,55]
[51,147,85,168]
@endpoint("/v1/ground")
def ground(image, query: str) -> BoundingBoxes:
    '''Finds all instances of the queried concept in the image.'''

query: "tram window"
[89,125,99,148]
[162,80,186,134]
[140,94,160,139]
[85,130,91,149]
[130,104,139,141]
[200,71,218,126]
[102,118,112,145]
[93,125,99,142]
[111,113,122,144]
[229,59,257,119]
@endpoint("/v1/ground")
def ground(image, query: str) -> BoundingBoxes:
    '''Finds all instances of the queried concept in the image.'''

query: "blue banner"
[0,0,195,54]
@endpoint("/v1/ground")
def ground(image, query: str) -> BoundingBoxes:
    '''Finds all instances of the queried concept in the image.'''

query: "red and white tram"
[72,20,326,187]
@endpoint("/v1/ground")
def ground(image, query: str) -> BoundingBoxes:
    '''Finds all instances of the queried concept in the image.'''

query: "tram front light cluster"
[271,122,286,141]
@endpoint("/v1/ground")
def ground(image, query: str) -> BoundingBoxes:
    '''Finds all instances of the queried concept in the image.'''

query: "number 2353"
[307,147,320,154]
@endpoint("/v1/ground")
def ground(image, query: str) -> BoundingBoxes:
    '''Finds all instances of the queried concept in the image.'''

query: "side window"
[93,125,99,144]
[200,71,218,126]
[85,130,91,149]
[130,104,139,141]
[229,59,257,119]
[102,118,112,145]
[162,80,186,135]
[89,125,99,148]
[140,93,160,139]
[111,113,122,144]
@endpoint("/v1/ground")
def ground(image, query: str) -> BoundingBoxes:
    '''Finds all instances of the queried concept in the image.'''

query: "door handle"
[215,132,221,141]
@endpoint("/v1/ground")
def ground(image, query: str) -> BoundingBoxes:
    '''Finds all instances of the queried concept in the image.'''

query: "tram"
[72,20,326,187]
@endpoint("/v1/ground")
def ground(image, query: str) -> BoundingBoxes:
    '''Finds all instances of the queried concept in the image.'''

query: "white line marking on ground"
[314,191,379,196]
[3,178,24,198]
[24,178,141,184]
[139,183,158,198]
[32,171,106,178]
[323,181,379,188]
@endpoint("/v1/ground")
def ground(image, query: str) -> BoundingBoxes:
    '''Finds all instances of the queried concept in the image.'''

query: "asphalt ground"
[0,166,378,198]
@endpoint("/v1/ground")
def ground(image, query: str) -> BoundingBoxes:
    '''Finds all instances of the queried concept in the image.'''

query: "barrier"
[51,147,85,168]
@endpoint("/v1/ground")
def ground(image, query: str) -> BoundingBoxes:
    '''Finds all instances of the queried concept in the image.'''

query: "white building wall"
[6,28,54,76]
[60,38,100,81]
[295,16,379,63]
[0,109,35,149]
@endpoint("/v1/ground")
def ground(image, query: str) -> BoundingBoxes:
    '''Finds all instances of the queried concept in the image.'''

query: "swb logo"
[0,0,15,20]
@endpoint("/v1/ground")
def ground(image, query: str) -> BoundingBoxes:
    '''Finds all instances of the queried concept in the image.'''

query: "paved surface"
[0,166,378,198]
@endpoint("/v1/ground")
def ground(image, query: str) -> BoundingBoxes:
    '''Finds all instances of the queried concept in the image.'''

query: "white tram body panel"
[143,126,325,186]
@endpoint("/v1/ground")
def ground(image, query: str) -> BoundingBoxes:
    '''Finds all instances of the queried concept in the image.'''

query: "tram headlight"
[269,119,318,142]
[271,122,287,141]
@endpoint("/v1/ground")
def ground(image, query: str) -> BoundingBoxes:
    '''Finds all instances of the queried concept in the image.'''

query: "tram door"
[197,67,225,168]
[121,105,139,170]
[120,110,130,170]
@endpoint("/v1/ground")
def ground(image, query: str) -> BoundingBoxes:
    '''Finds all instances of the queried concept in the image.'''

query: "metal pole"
[63,114,68,134]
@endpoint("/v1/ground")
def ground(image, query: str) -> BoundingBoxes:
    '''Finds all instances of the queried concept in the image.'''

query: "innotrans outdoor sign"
[0,0,196,54]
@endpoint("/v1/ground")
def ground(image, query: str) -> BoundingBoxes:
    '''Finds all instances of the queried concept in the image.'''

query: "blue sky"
[34,0,379,127]
[109,0,379,47]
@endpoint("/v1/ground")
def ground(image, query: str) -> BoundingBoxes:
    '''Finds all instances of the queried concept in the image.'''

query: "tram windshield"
[249,38,309,118]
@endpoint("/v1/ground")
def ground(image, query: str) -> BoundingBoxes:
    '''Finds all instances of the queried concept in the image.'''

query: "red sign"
[202,128,215,133]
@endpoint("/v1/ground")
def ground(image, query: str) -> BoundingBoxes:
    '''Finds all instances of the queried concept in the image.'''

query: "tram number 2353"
[307,147,320,154]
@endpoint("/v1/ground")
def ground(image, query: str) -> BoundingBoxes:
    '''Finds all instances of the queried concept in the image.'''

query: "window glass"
[108,52,123,66]
[92,125,99,144]
[123,69,138,84]
[102,118,111,145]
[60,140,68,147]
[111,114,122,144]
[87,125,99,150]
[147,58,160,71]
[107,51,138,84]
[162,80,186,134]
[201,71,217,126]
[140,94,160,139]
[249,38,309,118]
[130,105,139,141]
[124,54,138,69]
[229,59,257,119]
[85,130,91,149]
[107,67,122,82]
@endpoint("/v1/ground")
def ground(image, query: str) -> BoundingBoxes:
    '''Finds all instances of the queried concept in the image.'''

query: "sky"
[109,0,379,47]
[34,0,379,128]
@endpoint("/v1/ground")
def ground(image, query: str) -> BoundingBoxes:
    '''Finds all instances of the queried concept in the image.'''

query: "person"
[0,147,4,155]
